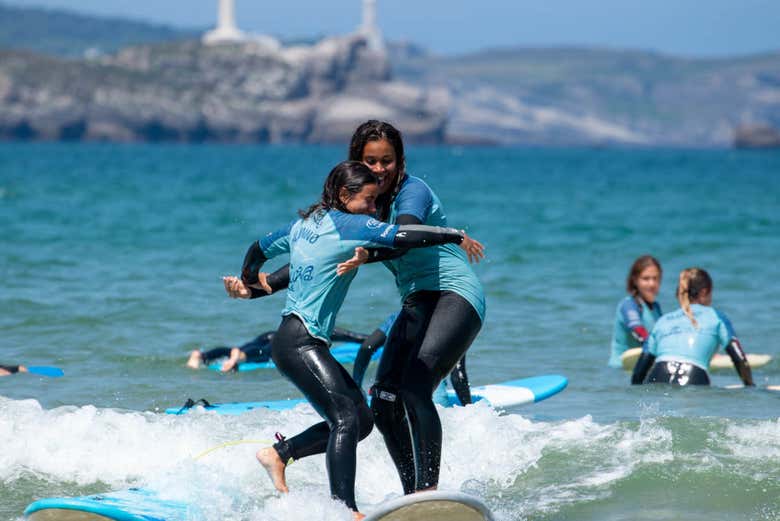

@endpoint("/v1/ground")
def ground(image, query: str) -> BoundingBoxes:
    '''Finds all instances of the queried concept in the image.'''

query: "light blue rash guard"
[259,210,399,343]
[645,304,736,370]
[384,175,486,321]
[608,296,663,368]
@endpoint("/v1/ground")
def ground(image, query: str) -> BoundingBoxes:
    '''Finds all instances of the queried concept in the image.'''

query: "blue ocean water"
[1,143,779,520]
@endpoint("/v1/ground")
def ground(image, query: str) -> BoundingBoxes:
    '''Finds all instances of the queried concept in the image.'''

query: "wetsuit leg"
[647,361,710,386]
[352,327,387,387]
[371,294,435,494]
[449,356,471,405]
[372,291,481,492]
[200,347,232,364]
[270,315,373,511]
[0,364,20,374]
[401,291,481,490]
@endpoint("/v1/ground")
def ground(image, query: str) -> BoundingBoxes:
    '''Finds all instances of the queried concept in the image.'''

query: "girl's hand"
[337,247,369,276]
[459,231,485,263]
[251,272,273,294]
[223,276,251,299]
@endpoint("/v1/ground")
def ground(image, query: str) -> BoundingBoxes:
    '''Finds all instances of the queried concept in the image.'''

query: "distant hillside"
[0,3,196,56]
[392,47,780,146]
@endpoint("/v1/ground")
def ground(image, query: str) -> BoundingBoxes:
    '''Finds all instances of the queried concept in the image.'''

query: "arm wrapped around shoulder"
[241,241,267,286]
[393,225,464,248]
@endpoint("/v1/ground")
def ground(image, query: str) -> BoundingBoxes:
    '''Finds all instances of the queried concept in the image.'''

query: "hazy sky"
[8,0,780,56]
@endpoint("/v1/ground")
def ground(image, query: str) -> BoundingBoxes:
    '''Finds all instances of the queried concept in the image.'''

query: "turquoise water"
[1,143,779,520]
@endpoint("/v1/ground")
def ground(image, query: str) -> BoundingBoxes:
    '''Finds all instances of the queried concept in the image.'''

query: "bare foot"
[352,512,365,521]
[18,365,28,373]
[186,350,203,369]
[256,447,289,493]
[220,348,242,372]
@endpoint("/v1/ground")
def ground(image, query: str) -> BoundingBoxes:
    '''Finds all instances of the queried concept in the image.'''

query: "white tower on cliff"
[203,0,245,44]
[359,0,384,51]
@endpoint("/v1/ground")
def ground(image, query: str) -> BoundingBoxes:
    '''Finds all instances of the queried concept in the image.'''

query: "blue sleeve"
[714,308,736,347]
[644,326,658,355]
[331,212,399,247]
[259,220,294,258]
[619,298,643,329]
[395,178,433,222]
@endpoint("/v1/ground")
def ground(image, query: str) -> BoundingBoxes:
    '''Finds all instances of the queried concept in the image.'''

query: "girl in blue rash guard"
[222,161,482,518]
[351,312,473,406]
[608,255,663,368]
[341,120,485,494]
[632,267,755,387]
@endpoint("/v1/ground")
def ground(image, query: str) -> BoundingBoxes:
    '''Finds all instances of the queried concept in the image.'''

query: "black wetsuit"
[370,290,481,493]
[352,319,472,406]
[270,315,372,511]
[201,328,367,366]
[0,364,20,374]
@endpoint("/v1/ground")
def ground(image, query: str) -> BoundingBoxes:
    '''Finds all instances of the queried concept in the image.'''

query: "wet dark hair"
[677,267,713,328]
[626,255,662,297]
[299,161,378,219]
[348,120,406,220]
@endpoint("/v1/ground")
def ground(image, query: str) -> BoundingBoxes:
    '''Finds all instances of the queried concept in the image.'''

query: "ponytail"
[676,268,713,329]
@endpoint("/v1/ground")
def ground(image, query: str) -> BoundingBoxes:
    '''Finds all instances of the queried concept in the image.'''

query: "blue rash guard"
[384,175,486,321]
[644,304,736,371]
[259,210,399,343]
[608,296,662,368]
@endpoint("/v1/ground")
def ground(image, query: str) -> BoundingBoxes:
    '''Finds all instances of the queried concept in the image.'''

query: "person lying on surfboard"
[186,327,368,372]
[608,255,663,368]
[631,267,754,386]
[0,364,28,376]
[223,160,483,519]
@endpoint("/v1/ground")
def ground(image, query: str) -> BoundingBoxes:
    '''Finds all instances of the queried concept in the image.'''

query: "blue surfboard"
[206,342,381,372]
[26,366,65,378]
[24,487,193,521]
[166,374,568,415]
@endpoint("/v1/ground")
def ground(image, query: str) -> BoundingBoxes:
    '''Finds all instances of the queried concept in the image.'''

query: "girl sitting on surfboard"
[631,267,754,386]
[608,255,663,368]
[223,160,483,519]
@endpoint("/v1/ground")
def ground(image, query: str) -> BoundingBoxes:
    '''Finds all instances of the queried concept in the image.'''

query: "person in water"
[608,255,663,368]
[0,364,28,376]
[631,267,755,386]
[186,327,368,372]
[223,160,483,518]
[351,312,473,406]
[338,120,486,494]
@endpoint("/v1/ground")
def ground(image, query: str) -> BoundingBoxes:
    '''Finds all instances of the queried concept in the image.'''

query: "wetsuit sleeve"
[619,298,650,343]
[716,309,754,386]
[362,214,422,263]
[352,328,387,386]
[332,212,464,249]
[632,330,657,384]
[450,356,472,405]
[249,263,291,299]
[241,221,293,287]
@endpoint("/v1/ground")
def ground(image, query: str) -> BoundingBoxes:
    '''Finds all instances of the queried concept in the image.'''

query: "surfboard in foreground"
[207,342,380,372]
[620,347,772,372]
[165,374,568,415]
[24,487,192,521]
[364,490,494,521]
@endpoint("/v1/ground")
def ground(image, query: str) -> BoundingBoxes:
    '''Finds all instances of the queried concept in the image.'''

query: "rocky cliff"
[0,35,448,143]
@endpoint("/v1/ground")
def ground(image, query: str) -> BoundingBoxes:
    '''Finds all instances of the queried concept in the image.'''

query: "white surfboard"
[621,347,772,372]
[364,490,494,521]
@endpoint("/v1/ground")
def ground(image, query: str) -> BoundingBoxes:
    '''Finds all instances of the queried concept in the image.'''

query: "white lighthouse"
[358,0,384,51]
[203,0,245,44]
